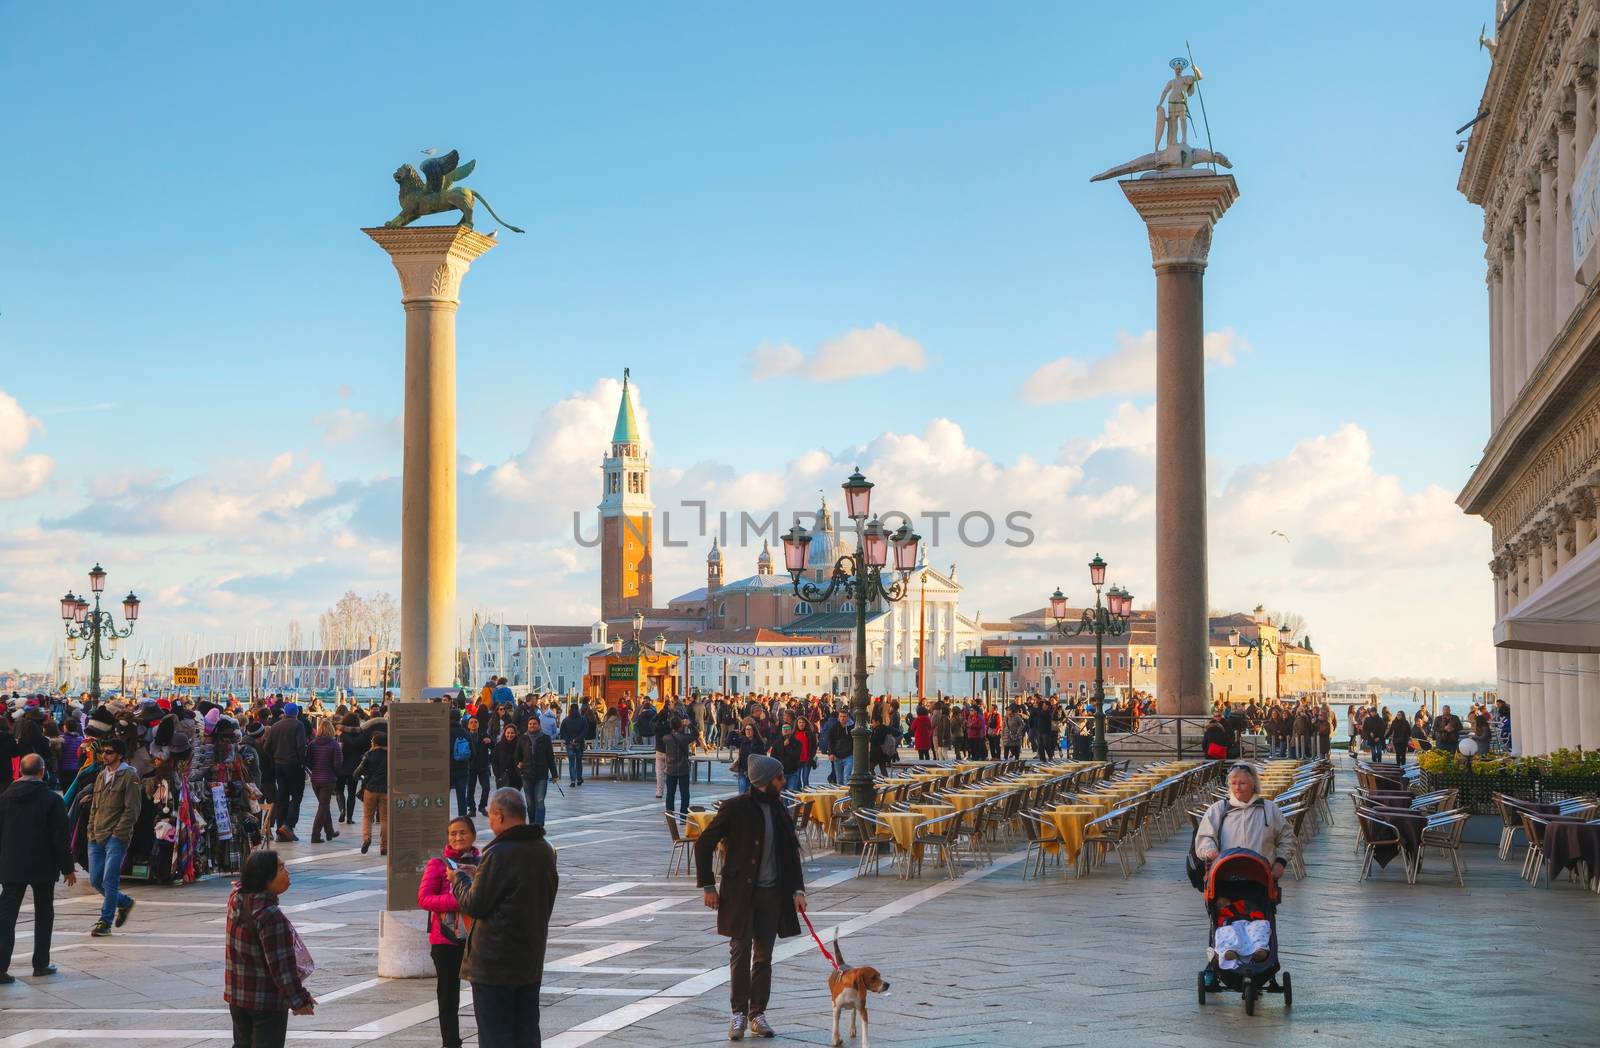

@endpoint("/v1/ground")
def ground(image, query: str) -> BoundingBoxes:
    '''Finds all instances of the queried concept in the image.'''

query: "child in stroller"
[1198,848,1291,1013]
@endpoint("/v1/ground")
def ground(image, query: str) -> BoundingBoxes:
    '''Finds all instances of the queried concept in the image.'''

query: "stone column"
[1524,179,1542,378]
[1488,263,1504,424]
[1119,173,1239,717]
[1528,650,1549,756]
[366,226,497,701]
[365,224,497,976]
[1557,652,1581,752]
[1513,211,1531,395]
[1503,236,1519,409]
[1580,652,1600,752]
[1540,150,1559,349]
[1577,57,1597,163]
[1558,101,1579,320]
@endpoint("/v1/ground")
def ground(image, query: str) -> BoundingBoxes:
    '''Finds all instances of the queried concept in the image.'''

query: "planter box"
[1420,769,1600,815]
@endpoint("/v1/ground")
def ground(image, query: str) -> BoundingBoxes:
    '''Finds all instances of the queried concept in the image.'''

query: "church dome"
[757,541,772,566]
[707,538,722,564]
[807,496,839,574]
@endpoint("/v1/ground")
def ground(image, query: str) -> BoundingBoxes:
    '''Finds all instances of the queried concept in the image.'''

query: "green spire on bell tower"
[613,367,641,445]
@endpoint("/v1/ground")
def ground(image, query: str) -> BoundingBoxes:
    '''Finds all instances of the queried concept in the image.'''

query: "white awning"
[1495,536,1600,653]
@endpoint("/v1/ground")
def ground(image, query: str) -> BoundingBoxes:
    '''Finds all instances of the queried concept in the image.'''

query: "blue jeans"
[664,773,689,815]
[799,763,811,789]
[87,836,132,926]
[452,771,471,816]
[523,778,549,826]
[784,771,801,792]
[736,774,750,794]
[566,743,584,784]
[831,756,852,786]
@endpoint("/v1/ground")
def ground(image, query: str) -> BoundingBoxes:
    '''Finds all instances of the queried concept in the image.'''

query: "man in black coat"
[0,754,75,980]
[452,788,557,1048]
[263,704,308,842]
[696,754,807,1041]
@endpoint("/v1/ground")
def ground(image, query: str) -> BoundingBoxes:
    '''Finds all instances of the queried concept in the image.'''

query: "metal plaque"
[385,702,451,909]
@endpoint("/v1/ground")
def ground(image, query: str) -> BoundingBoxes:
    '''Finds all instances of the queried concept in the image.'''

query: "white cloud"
[1021,328,1244,404]
[0,389,54,498]
[748,324,926,382]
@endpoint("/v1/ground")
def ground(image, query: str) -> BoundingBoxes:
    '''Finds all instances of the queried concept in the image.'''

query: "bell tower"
[600,369,653,620]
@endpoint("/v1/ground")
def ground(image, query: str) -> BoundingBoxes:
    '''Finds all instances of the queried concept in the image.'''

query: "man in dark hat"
[695,753,807,1041]
[0,754,75,980]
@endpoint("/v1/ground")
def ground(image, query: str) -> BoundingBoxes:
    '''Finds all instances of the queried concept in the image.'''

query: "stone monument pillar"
[1119,174,1238,716]
[364,224,498,976]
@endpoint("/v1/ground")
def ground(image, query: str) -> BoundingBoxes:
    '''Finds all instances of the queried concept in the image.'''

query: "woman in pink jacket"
[417,816,480,1048]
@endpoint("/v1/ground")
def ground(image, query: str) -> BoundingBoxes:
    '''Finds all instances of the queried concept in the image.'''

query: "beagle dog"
[828,933,890,1047]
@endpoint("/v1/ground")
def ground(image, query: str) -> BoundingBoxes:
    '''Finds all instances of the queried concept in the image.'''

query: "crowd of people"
[1348,697,1510,764]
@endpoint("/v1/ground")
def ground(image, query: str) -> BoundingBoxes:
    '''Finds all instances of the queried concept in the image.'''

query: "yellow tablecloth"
[801,789,848,824]
[880,811,923,852]
[1049,805,1099,863]
[910,803,955,820]
[947,792,988,811]
[684,810,716,838]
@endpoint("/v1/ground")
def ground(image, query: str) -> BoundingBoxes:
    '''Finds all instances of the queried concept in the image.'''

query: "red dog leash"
[799,909,840,971]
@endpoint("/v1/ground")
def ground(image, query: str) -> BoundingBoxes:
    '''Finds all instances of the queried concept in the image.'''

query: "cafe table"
[801,788,848,825]
[946,792,988,812]
[910,802,955,820]
[1364,806,1427,869]
[879,810,927,871]
[684,809,717,839]
[1049,804,1100,866]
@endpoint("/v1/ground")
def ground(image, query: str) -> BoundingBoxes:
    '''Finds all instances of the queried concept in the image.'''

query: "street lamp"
[782,468,920,810]
[61,563,142,700]
[1047,554,1133,763]
[1228,625,1281,703]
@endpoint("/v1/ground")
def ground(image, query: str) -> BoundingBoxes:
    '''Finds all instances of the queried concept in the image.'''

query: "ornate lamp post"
[1048,554,1133,763]
[1226,624,1284,704]
[61,563,141,700]
[782,469,920,810]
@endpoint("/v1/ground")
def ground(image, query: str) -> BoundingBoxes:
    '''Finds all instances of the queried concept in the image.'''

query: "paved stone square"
[2,762,1595,1047]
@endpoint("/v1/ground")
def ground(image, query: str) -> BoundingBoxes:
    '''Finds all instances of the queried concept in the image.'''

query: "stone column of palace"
[1578,58,1598,161]
[365,224,497,974]
[1523,182,1541,379]
[1488,263,1504,425]
[1558,105,1578,320]
[1502,235,1519,409]
[1540,150,1559,349]
[1512,212,1530,396]
[1119,173,1238,717]
[1527,537,1549,755]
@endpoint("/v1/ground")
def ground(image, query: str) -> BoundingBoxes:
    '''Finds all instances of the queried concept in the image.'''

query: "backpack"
[451,734,471,763]
[1185,798,1228,891]
[879,731,898,759]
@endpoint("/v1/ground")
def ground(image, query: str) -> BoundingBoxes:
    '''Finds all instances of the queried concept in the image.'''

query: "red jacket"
[911,714,933,749]
[418,846,480,945]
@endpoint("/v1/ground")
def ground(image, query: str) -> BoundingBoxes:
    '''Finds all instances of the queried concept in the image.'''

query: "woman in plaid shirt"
[224,850,316,1047]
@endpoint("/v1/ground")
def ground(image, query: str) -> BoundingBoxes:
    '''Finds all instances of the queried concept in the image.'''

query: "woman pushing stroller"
[1192,763,1298,1013]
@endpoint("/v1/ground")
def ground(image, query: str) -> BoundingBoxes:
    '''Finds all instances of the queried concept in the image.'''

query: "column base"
[376,909,434,979]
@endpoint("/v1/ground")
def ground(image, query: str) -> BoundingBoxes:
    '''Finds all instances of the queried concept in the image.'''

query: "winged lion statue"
[386,150,524,233]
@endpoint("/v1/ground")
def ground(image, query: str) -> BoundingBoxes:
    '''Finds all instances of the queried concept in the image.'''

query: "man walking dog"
[696,754,806,1040]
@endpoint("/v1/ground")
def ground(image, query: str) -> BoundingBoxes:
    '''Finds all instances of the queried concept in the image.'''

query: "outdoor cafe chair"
[911,812,961,880]
[663,812,695,878]
[954,802,994,866]
[1356,807,1416,885]
[1082,806,1140,879]
[1492,794,1529,861]
[1520,811,1552,885]
[1018,809,1063,880]
[1417,809,1470,886]
[830,796,862,851]
[852,809,897,878]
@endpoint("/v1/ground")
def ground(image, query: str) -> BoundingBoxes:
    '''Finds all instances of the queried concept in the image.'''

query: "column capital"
[1571,484,1599,522]
[1118,173,1240,269]
[364,225,499,305]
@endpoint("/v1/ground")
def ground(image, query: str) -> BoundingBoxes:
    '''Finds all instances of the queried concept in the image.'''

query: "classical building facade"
[1459,0,1600,754]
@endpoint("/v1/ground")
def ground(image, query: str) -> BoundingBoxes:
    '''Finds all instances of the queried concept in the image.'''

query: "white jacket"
[1194,796,1295,866]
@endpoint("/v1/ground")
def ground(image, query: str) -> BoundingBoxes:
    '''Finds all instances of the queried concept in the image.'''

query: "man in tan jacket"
[86,738,141,937]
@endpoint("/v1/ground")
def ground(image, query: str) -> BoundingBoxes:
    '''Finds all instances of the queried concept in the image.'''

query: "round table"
[684,810,716,838]
[1049,805,1100,864]
[801,789,848,825]
[880,811,925,861]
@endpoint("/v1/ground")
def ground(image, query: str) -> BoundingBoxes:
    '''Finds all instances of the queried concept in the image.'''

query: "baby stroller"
[1197,848,1291,1014]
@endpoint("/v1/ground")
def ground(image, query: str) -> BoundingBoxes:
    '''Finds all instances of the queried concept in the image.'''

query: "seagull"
[422,147,440,156]
[1270,530,1290,543]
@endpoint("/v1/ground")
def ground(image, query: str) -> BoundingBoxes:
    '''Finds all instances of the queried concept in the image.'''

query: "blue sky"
[0,3,1498,680]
